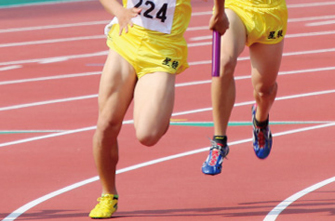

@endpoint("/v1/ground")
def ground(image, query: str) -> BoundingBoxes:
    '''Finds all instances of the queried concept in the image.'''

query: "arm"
[209,0,229,35]
[99,0,141,35]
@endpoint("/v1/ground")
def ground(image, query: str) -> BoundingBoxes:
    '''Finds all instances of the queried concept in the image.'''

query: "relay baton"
[211,30,221,77]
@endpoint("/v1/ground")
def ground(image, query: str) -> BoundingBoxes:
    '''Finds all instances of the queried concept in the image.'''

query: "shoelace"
[96,196,115,210]
[208,140,227,166]
[96,197,108,209]
[256,127,266,148]
[209,148,220,166]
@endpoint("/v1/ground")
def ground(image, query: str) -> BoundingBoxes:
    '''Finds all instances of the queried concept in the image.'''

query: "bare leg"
[93,50,137,195]
[250,40,284,122]
[202,9,247,175]
[133,72,176,146]
[212,9,246,136]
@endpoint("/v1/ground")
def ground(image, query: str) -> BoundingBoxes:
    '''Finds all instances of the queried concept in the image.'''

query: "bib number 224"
[134,0,168,23]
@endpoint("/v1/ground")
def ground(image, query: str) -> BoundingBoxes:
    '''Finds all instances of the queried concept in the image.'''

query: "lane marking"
[190,29,335,41]
[287,1,335,8]
[3,121,332,134]
[0,64,335,111]
[0,71,100,86]
[1,78,335,114]
[0,51,108,66]
[3,121,335,221]
[2,29,335,49]
[0,20,205,34]
[1,45,335,69]
[264,176,335,221]
[0,65,22,71]
[0,20,109,33]
[38,57,68,64]
[0,0,93,8]
[0,35,104,48]
[306,20,335,26]
[1,65,334,87]
[170,121,335,127]
[0,126,96,148]
[0,94,98,112]
[1,89,335,147]
[0,130,66,134]
[289,15,335,23]
[1,12,335,34]
[0,83,334,114]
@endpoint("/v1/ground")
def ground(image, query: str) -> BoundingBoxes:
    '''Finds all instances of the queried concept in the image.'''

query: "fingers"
[217,22,229,35]
[118,7,141,35]
[132,7,142,15]
[209,13,230,36]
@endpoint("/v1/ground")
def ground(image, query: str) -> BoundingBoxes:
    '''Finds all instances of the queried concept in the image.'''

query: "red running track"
[1,0,335,220]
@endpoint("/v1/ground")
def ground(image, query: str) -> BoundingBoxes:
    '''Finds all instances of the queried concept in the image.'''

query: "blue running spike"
[202,140,229,175]
[252,104,272,159]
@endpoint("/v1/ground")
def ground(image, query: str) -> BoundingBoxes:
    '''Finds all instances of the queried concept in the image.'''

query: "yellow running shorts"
[225,0,288,46]
[106,24,189,79]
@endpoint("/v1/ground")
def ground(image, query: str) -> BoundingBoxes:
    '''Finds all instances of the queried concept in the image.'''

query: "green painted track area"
[0,0,88,7]
[1,121,333,134]
[169,121,334,127]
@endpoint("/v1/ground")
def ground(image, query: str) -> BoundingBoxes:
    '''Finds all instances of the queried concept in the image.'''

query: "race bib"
[127,0,176,34]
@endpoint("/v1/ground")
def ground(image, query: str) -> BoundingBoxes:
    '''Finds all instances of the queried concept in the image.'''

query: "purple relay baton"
[211,31,221,77]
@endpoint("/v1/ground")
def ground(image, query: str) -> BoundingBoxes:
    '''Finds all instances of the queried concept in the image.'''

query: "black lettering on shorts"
[267,29,284,40]
[162,57,179,70]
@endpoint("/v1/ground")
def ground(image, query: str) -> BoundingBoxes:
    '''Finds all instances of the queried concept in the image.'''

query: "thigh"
[97,49,137,126]
[250,40,284,90]
[221,9,247,60]
[133,72,175,135]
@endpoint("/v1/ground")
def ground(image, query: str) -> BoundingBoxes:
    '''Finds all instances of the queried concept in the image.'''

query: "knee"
[136,131,160,147]
[93,119,120,163]
[94,115,122,145]
[254,82,278,98]
[219,55,238,78]
[136,125,168,147]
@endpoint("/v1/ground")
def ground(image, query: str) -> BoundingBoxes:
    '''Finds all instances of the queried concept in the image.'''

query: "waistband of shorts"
[226,0,286,8]
[110,24,186,42]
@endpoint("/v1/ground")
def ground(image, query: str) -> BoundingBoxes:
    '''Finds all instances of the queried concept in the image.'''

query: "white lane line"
[1,45,335,68]
[289,15,335,23]
[1,9,335,33]
[0,51,108,66]
[0,65,22,71]
[1,66,334,113]
[186,15,335,27]
[275,89,335,101]
[195,66,335,87]
[0,0,93,9]
[3,121,333,135]
[0,119,130,148]
[287,1,335,8]
[189,29,335,41]
[3,121,335,221]
[0,21,204,34]
[0,95,98,112]
[169,121,335,126]
[0,71,100,86]
[0,126,96,148]
[0,20,109,33]
[169,89,335,117]
[1,65,334,87]
[1,88,335,147]
[0,35,104,48]
[264,176,335,221]
[2,13,335,49]
[0,130,66,134]
[3,28,333,49]
[306,20,335,26]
